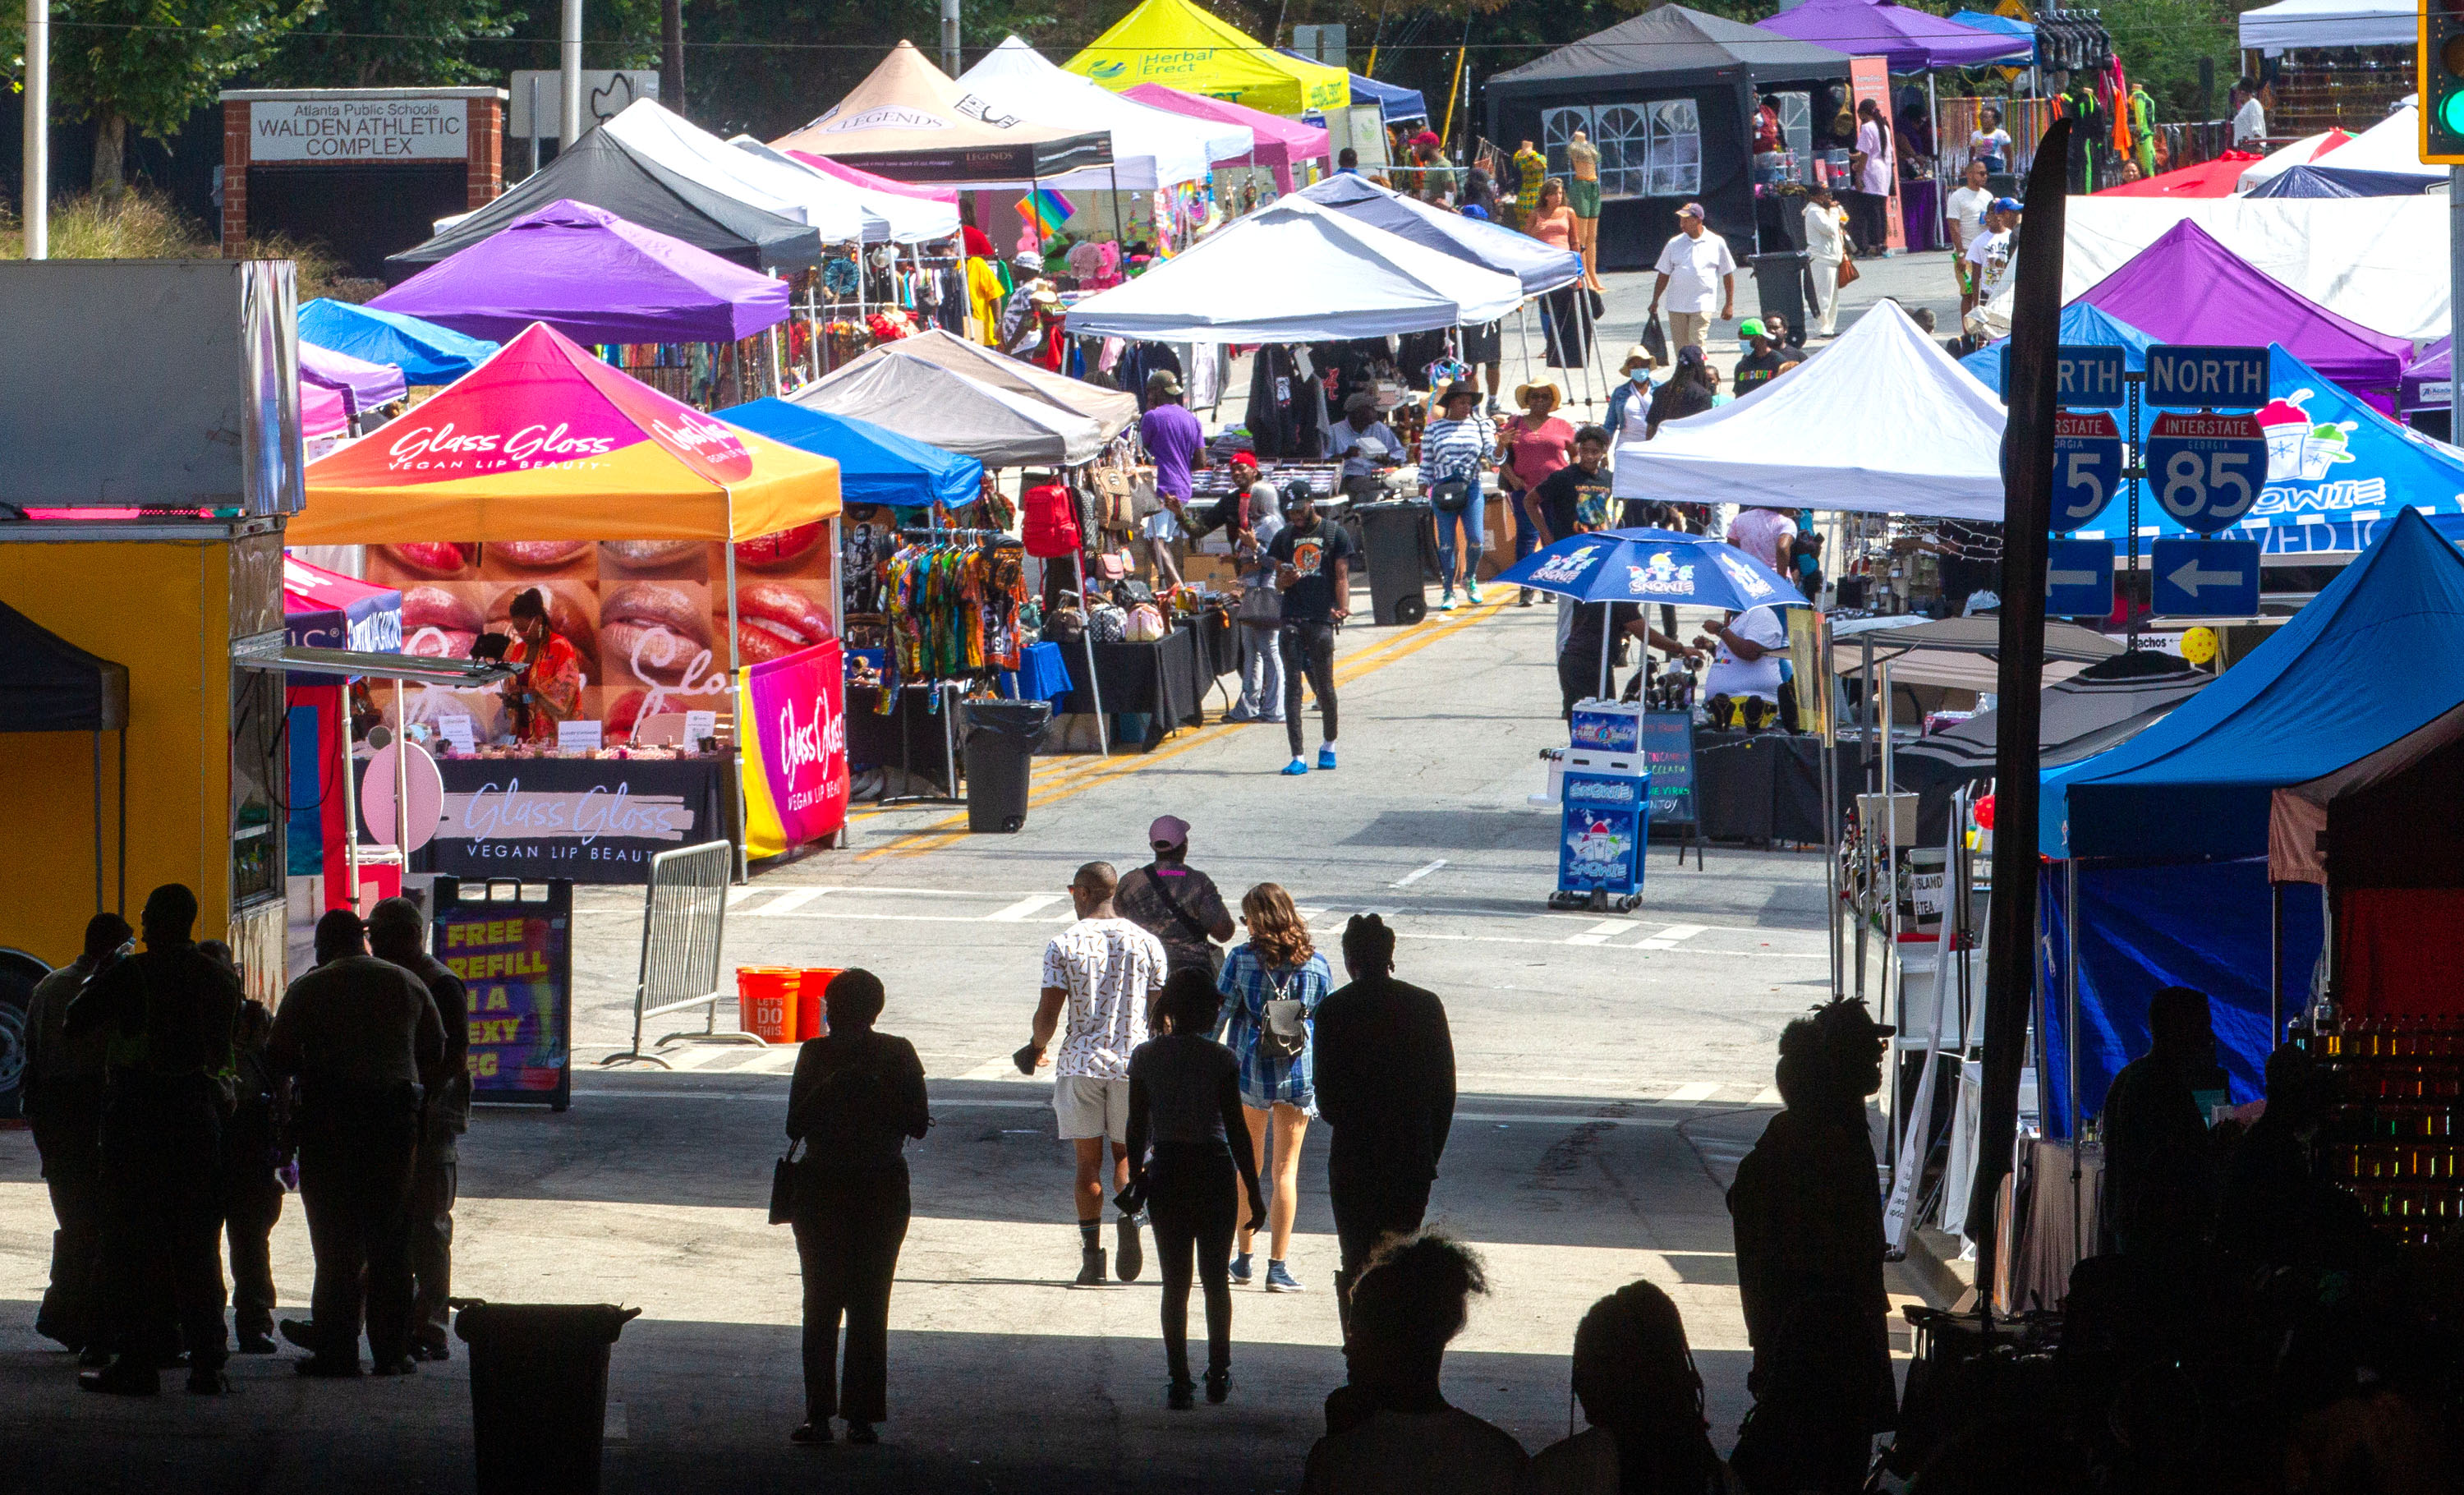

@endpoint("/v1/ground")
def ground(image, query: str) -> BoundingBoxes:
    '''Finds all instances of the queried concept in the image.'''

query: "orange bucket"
[797,968,844,1043]
[736,967,802,1044]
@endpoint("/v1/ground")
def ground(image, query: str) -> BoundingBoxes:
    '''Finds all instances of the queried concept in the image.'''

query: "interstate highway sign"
[2052,411,2125,531]
[2150,538,2260,616]
[2145,344,2270,411]
[2145,412,2266,534]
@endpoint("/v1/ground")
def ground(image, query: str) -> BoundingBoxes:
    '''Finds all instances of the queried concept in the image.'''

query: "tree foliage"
[50,0,306,140]
[270,0,520,88]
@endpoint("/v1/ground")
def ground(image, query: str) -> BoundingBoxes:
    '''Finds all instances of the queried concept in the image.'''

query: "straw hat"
[1515,380,1562,411]
[1620,344,1658,373]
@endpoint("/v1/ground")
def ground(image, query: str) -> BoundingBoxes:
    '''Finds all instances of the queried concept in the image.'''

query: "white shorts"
[1054,1075,1131,1143]
[1142,507,1184,542]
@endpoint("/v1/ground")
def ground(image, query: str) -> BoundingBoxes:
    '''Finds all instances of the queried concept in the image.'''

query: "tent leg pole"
[92,729,103,914]
[1881,660,1900,1191]
[1075,551,1109,757]
[1515,302,1533,402]
[728,537,750,884]
[2271,881,2286,1042]
[1597,607,1610,702]
[2066,856,2083,1258]
[342,690,357,917]
[1822,614,1841,1000]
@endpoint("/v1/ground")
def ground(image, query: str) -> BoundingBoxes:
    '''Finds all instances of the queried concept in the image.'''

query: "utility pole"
[940,0,961,77]
[663,0,686,114]
[23,0,48,260]
[561,0,585,149]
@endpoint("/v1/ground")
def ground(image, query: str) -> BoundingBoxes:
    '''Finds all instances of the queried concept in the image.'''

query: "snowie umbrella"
[1494,527,1809,700]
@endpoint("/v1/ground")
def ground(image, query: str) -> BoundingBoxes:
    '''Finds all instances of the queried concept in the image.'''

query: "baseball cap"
[1149,814,1191,847]
[1147,369,1183,397]
[1676,201,1705,218]
[1992,196,2023,214]
[1229,451,1259,471]
[1738,318,1767,339]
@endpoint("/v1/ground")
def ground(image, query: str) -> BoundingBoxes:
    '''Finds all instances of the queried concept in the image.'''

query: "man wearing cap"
[1961,198,2021,338]
[998,255,1050,356]
[1648,204,1735,356]
[1114,816,1237,981]
[1140,371,1205,587]
[1324,392,1404,499]
[1731,321,1786,394]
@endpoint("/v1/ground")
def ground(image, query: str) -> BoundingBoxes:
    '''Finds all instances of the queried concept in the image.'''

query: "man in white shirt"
[1028,861,1169,1287]
[1648,202,1735,355]
[1694,605,1791,729]
[1961,198,2020,338]
[1943,160,1994,317]
[2232,77,2270,147]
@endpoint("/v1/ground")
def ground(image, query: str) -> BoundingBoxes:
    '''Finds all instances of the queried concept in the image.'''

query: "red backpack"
[1021,483,1083,559]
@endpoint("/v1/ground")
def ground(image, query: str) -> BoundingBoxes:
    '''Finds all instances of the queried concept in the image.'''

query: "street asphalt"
[0,253,1961,1493]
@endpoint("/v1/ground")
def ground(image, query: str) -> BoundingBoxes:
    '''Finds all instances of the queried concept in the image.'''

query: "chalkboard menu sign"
[1643,712,1698,825]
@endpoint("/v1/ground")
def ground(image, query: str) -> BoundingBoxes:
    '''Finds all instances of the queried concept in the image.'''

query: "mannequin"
[1565,130,1602,290]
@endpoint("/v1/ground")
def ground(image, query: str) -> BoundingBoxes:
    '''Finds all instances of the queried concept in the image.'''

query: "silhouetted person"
[1726,1000,1896,1483]
[64,885,241,1395]
[785,968,930,1447]
[1730,1293,1895,1495]
[1533,1281,1728,1494]
[23,911,131,1360]
[368,896,468,1361]
[203,939,283,1356]
[1124,969,1266,1408]
[2101,985,2225,1258]
[268,907,444,1377]
[1305,1233,1527,1493]
[1313,913,1456,1318]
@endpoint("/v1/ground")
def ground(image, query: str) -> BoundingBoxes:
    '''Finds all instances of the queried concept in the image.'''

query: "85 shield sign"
[2145,412,2266,534]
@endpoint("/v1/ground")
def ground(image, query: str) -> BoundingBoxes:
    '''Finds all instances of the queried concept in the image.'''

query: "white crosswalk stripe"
[1565,918,1635,946]
[1632,923,1708,950]
[746,887,828,917]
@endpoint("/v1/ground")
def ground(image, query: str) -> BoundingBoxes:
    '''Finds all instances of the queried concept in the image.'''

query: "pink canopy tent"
[301,380,350,440]
[1123,83,1328,191]
[785,150,960,203]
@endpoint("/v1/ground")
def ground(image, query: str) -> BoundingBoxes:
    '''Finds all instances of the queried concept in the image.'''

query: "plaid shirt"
[1216,945,1331,1108]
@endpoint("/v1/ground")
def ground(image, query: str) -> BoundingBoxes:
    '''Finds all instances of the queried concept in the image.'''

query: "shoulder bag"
[1145,867,1225,977]
[769,1138,802,1225]
[1237,577,1284,627]
[1837,255,1862,288]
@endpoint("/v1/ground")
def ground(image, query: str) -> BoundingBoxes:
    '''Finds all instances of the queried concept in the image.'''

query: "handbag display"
[1094,547,1135,582]
[1125,603,1166,642]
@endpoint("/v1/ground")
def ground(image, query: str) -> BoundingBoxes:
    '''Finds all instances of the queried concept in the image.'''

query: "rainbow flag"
[1016,187,1074,240]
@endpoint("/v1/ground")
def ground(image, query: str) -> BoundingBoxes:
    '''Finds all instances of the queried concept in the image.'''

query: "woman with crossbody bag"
[1215,883,1331,1293]
[1225,476,1286,724]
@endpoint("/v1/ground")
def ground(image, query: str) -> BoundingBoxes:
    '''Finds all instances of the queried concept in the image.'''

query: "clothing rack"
[904,521,1110,760]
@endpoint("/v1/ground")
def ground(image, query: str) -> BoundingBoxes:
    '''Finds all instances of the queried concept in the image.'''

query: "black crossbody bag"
[1145,866,1224,978]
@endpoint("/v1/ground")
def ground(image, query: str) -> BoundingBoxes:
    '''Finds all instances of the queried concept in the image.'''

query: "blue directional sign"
[2145,411,2268,533]
[2053,410,2126,530]
[2151,538,2261,616]
[2055,346,2128,408]
[2045,538,2116,618]
[2145,344,2271,410]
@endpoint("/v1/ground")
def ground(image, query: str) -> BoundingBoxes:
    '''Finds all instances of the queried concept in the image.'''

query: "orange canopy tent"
[292,321,841,545]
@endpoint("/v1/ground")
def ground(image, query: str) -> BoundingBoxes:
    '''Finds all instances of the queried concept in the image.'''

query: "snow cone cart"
[1556,700,1648,910]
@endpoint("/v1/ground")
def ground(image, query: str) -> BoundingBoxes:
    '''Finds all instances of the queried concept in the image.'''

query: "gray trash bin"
[1749,251,1809,347]
[458,1302,641,1495]
[1353,498,1433,626]
[963,699,1053,833]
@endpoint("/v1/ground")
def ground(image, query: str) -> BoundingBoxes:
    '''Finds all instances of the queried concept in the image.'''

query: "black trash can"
[963,698,1053,833]
[1354,498,1433,626]
[1749,251,1810,347]
[457,1302,641,1495]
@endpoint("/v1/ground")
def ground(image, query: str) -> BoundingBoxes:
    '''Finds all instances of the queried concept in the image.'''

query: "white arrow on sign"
[2167,556,2246,597]
[2047,568,2100,588]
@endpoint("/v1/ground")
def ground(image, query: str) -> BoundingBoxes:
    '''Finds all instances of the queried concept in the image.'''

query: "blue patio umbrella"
[1496,527,1809,699]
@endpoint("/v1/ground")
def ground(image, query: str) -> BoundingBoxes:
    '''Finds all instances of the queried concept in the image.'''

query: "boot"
[1072,1246,1108,1288]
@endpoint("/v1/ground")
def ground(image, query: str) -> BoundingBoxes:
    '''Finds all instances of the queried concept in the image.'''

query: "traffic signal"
[2423,0,2464,162]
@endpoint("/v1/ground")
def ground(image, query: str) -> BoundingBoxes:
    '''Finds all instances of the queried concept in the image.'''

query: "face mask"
[1630,368,1651,384]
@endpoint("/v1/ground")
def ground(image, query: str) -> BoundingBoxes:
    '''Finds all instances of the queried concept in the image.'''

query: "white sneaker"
[1440,591,1458,611]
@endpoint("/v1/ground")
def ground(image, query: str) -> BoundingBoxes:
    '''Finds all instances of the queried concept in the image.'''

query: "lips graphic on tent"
[2255,389,2357,483]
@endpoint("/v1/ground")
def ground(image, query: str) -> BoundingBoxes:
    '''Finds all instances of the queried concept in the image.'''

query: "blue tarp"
[719,397,985,512]
[2243,163,2438,199]
[1284,59,1427,123]
[1293,173,1584,294]
[2038,858,2324,1137]
[1972,333,2464,557]
[297,298,499,385]
[2043,507,2464,860]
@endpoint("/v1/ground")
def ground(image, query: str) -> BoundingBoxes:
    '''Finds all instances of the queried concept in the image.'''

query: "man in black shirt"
[370,896,470,1362]
[1268,490,1354,775]
[1731,319,1786,393]
[1560,600,1698,716]
[1313,916,1455,1322]
[1532,426,1612,547]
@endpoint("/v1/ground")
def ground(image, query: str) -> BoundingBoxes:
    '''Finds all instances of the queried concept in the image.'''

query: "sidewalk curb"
[1897,1225,1976,1310]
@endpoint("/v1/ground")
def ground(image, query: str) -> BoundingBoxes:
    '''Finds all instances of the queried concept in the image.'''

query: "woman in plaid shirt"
[1216,884,1332,1294]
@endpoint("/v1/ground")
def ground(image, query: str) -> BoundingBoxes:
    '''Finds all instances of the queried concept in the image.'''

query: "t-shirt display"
[1703,605,1790,702]
[1269,520,1357,624]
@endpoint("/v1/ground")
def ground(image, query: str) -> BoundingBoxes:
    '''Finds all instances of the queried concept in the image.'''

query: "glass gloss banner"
[740,637,849,858]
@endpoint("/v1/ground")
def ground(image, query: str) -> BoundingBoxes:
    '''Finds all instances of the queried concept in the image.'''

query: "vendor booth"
[281,557,402,912]
[774,42,1110,186]
[792,348,1108,465]
[719,399,985,513]
[1294,174,1585,295]
[1483,6,1853,267]
[299,341,408,427]
[1121,85,1332,196]
[288,321,848,882]
[958,37,1253,196]
[605,98,959,245]
[2034,509,2464,1281]
[298,297,499,385]
[1064,0,1349,117]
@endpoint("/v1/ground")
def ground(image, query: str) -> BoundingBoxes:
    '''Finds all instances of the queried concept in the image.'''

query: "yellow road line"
[855,596,1512,862]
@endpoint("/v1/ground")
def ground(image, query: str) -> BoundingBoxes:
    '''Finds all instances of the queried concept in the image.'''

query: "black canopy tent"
[0,600,130,915]
[1483,6,1850,271]
[384,129,825,281]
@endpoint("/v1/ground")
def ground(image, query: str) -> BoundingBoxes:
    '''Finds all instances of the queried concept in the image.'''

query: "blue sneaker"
[1316,747,1337,770]
[1280,758,1309,776]
[1265,1260,1305,1293]
[1229,1252,1253,1286]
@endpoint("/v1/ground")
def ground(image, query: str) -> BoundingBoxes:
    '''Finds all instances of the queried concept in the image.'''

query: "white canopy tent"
[730,138,962,244]
[791,350,1106,466]
[2235,129,2354,192]
[1989,194,2446,340]
[956,36,1252,190]
[600,98,963,244]
[2239,0,2412,51]
[2282,101,2438,179]
[1611,301,2008,518]
[1061,196,1523,343]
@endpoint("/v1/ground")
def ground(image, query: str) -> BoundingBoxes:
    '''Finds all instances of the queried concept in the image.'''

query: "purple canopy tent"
[2402,338,2449,413]
[1754,0,2030,69]
[299,340,407,421]
[370,199,792,347]
[2076,219,2411,410]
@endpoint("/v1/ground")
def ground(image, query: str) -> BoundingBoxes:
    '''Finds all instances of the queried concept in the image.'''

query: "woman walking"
[1420,382,1493,612]
[1125,970,1267,1408]
[1217,884,1333,1293]
[784,969,931,1447]
[1496,381,1575,605]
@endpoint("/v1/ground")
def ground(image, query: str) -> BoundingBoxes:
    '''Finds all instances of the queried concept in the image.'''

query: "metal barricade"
[600,840,750,1068]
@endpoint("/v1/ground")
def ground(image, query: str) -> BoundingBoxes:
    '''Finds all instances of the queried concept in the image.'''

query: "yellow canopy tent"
[1064,0,1349,117]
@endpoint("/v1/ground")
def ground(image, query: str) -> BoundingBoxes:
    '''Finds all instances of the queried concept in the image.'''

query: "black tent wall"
[1486,70,1757,273]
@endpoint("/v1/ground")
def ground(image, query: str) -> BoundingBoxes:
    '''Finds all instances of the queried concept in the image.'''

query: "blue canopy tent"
[1946,10,2037,63]
[2242,163,2439,199]
[297,298,500,385]
[2034,508,2464,1133]
[1283,59,1427,125]
[719,397,985,512]
[1974,337,2464,559]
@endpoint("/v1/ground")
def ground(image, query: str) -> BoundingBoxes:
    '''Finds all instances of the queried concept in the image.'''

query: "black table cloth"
[1688,730,1856,844]
[402,754,734,885]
